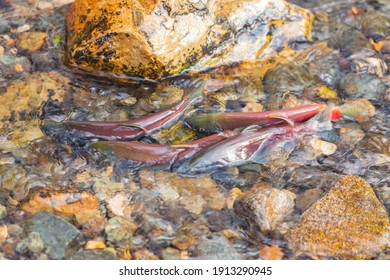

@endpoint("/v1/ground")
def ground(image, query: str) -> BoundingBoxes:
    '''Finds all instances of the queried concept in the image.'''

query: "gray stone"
[0,19,10,34]
[22,211,82,260]
[137,213,175,235]
[70,249,118,260]
[16,231,45,255]
[26,232,45,254]
[104,216,137,246]
[161,247,185,260]
[0,165,25,192]
[328,24,375,57]
[190,233,243,260]
[0,204,7,219]
[7,224,23,237]
[338,72,388,101]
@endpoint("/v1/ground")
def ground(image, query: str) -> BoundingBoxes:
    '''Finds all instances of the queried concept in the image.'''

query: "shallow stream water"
[0,0,389,260]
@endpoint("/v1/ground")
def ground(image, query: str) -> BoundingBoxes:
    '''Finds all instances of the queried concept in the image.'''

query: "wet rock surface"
[66,0,313,80]
[286,175,390,259]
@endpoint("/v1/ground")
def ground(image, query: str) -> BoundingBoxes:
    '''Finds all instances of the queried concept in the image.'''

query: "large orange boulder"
[66,0,313,80]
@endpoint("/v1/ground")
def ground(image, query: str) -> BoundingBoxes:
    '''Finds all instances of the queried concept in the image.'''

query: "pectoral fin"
[268,114,295,126]
[117,123,148,133]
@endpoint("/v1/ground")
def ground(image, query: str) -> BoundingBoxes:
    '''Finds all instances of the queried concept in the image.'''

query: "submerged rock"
[0,71,70,152]
[302,85,338,100]
[137,212,175,236]
[16,31,48,52]
[0,204,7,219]
[292,42,341,87]
[66,0,313,80]
[70,249,118,260]
[351,56,388,77]
[104,216,138,246]
[0,225,8,243]
[161,247,188,260]
[328,24,375,57]
[338,72,388,100]
[0,165,26,193]
[16,232,45,254]
[22,211,82,260]
[74,209,106,238]
[153,171,226,214]
[20,188,99,217]
[358,10,390,42]
[234,184,296,233]
[259,244,284,260]
[132,248,159,260]
[263,63,315,96]
[286,175,390,259]
[295,188,324,213]
[309,138,337,156]
[190,233,243,260]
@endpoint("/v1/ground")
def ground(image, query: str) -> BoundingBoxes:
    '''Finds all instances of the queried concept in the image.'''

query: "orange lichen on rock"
[66,0,165,80]
[286,175,390,259]
[21,188,99,217]
[259,245,284,260]
[66,0,313,80]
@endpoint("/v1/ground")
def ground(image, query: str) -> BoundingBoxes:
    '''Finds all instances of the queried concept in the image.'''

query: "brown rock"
[104,216,138,246]
[66,0,313,80]
[154,171,226,213]
[286,175,390,259]
[259,244,284,260]
[106,193,131,217]
[85,240,106,250]
[172,236,195,251]
[16,32,47,52]
[0,225,8,243]
[296,188,323,212]
[338,99,376,123]
[309,138,337,156]
[1,240,17,258]
[20,188,99,217]
[74,209,106,238]
[234,184,296,232]
[132,248,159,260]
